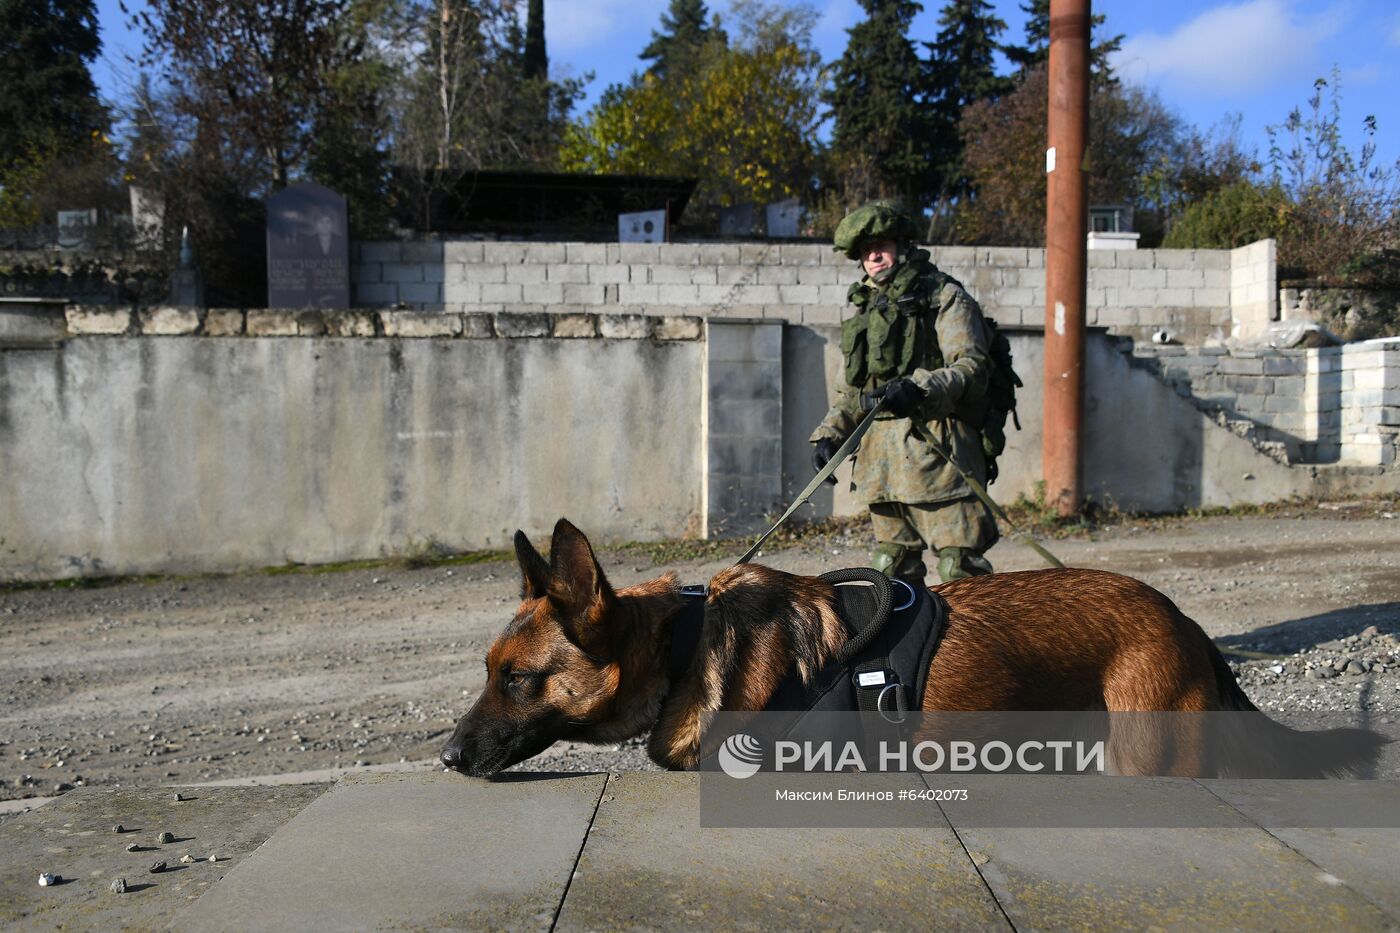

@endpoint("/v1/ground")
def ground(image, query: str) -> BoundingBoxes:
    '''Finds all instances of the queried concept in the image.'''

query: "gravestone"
[266,182,350,308]
[618,209,667,243]
[57,209,97,249]
[719,204,756,237]
[129,186,165,249]
[765,199,802,238]
[170,226,205,307]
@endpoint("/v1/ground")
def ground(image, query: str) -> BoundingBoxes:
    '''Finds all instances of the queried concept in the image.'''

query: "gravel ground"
[3,501,1400,800]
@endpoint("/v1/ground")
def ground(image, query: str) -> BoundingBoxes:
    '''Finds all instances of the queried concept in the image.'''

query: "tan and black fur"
[440,518,1386,778]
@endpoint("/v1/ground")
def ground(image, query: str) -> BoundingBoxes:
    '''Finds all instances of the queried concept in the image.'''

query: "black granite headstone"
[266,182,350,308]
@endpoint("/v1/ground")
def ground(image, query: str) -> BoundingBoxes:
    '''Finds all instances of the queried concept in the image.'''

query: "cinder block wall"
[1229,239,1277,339]
[1128,340,1400,466]
[352,241,1245,345]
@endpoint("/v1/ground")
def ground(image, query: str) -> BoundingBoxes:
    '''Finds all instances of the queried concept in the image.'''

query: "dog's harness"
[669,569,947,718]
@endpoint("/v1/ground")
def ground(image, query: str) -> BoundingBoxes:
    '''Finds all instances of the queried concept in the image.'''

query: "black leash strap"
[734,400,886,566]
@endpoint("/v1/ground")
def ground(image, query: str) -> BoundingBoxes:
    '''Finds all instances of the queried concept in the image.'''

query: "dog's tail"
[1205,637,1390,778]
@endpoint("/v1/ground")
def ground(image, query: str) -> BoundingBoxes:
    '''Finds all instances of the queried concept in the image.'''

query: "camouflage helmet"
[832,201,921,259]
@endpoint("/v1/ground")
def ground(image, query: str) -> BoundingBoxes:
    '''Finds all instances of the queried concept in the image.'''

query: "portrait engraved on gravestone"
[618,209,668,244]
[266,182,350,308]
[57,209,98,249]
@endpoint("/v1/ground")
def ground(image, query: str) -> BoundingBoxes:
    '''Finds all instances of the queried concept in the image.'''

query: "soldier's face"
[860,239,898,278]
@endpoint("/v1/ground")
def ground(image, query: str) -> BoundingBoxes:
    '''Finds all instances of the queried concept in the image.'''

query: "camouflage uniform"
[810,205,999,584]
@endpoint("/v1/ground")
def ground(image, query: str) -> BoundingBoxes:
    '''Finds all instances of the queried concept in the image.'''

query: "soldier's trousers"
[868,496,999,583]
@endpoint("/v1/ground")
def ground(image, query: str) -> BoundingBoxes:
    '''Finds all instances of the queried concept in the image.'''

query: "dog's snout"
[440,743,465,771]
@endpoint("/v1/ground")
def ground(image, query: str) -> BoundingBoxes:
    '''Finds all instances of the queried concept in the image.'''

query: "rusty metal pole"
[1043,0,1091,516]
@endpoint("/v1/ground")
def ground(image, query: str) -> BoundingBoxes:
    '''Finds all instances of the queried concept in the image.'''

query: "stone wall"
[1127,339,1400,466]
[352,240,1246,345]
[1280,285,1400,342]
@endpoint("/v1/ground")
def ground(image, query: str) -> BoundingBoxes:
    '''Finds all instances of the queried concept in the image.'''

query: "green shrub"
[1161,180,1289,250]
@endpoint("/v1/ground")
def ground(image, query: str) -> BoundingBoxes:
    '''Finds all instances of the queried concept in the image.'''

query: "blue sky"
[92,0,1400,168]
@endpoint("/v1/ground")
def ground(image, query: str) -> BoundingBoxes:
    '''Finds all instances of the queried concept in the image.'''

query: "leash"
[734,400,887,565]
[907,421,1064,569]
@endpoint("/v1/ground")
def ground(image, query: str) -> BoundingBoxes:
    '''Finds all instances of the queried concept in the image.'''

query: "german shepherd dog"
[440,519,1387,778]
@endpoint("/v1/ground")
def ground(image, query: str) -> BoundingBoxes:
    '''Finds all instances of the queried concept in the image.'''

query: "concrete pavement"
[3,772,1399,931]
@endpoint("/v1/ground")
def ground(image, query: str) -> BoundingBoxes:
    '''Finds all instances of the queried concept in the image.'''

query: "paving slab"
[1202,780,1400,920]
[174,770,606,932]
[555,772,1009,932]
[0,783,327,931]
[943,775,1396,931]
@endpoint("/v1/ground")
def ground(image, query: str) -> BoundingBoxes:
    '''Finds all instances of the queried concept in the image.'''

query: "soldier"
[810,202,999,585]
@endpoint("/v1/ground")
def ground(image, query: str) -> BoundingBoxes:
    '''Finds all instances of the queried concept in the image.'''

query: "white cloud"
[545,0,669,55]
[1390,20,1400,48]
[1110,0,1345,97]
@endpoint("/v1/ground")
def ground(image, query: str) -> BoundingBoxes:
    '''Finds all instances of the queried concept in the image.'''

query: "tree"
[924,0,1009,215]
[132,0,360,191]
[952,65,1048,244]
[1003,0,1122,82]
[0,0,116,228]
[954,65,1182,245]
[824,0,933,210]
[640,0,726,79]
[523,0,545,80]
[1265,72,1400,285]
[0,0,108,171]
[117,74,269,305]
[390,0,585,228]
[562,2,820,222]
[305,0,401,237]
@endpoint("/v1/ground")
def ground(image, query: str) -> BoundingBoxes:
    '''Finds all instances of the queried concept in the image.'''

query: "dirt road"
[4,504,1400,801]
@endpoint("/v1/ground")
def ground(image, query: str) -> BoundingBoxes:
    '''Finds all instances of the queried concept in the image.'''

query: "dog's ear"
[514,530,551,600]
[547,518,614,621]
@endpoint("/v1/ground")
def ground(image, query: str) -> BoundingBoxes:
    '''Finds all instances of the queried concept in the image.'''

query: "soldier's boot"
[936,547,994,583]
[872,542,927,587]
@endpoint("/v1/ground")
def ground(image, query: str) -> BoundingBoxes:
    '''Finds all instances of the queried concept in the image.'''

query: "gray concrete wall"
[783,326,1311,519]
[705,320,784,537]
[0,333,702,580]
[354,240,1247,346]
[2,304,1394,582]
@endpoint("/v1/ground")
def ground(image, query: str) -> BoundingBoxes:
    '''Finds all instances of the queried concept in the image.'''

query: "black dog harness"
[668,568,947,717]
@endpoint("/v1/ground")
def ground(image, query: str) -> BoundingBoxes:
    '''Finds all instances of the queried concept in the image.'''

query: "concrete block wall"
[1129,340,1400,466]
[351,240,1246,345]
[1339,340,1400,465]
[1230,239,1277,340]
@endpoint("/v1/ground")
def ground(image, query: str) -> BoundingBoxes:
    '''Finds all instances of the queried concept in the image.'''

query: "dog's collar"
[668,584,707,684]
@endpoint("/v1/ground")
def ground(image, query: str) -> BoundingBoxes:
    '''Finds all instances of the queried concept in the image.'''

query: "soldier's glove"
[861,377,925,418]
[812,439,839,485]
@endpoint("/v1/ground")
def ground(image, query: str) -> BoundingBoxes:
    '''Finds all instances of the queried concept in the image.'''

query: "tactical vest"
[839,253,948,391]
[839,254,1023,482]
